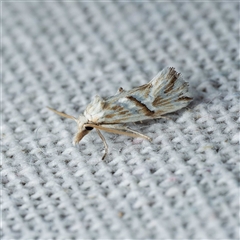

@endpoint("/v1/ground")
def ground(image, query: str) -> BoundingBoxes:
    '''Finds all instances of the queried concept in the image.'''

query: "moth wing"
[84,67,192,124]
[148,67,193,114]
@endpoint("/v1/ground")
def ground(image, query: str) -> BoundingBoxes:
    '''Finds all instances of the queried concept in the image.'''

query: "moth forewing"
[48,67,192,160]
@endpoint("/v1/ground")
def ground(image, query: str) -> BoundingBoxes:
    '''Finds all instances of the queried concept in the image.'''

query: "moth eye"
[85,126,93,131]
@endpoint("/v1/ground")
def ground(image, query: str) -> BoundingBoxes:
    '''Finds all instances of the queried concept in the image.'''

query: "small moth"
[48,67,192,159]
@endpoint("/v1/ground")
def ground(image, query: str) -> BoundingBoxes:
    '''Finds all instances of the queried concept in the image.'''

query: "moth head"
[74,115,93,145]
[47,107,93,145]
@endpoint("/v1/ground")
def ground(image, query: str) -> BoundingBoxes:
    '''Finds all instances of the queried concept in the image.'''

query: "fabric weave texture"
[2,1,239,239]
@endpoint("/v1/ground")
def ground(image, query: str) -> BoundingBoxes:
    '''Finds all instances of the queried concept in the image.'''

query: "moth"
[48,67,192,159]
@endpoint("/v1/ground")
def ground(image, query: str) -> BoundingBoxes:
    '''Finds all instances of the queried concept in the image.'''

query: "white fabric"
[2,2,239,239]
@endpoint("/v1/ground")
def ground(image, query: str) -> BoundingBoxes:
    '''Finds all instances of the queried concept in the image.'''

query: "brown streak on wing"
[164,68,180,94]
[138,83,152,98]
[171,82,188,94]
[178,96,193,101]
[104,110,131,119]
[152,96,172,107]
[111,105,125,111]
[104,114,115,119]
[133,83,152,97]
[126,96,155,116]
[105,103,130,113]
[144,84,152,98]
[135,83,149,90]
[152,110,165,117]
[152,96,161,107]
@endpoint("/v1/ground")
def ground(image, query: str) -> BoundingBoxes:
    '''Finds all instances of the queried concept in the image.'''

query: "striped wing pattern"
[84,67,192,124]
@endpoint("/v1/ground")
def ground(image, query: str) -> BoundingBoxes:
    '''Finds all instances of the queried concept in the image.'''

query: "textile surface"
[2,1,239,239]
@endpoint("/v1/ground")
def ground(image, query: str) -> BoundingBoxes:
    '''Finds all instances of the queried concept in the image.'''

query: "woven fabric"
[2,2,239,239]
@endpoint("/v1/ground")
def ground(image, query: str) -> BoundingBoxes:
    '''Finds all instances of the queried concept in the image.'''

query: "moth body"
[48,67,192,159]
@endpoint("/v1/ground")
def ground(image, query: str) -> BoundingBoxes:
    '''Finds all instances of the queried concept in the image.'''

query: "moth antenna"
[47,107,77,122]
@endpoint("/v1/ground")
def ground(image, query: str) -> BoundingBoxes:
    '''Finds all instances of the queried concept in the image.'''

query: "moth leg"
[85,124,150,141]
[96,129,108,160]
[126,127,152,142]
[121,127,152,141]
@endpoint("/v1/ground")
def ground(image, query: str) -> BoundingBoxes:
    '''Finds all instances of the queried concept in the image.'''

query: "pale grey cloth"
[2,2,239,239]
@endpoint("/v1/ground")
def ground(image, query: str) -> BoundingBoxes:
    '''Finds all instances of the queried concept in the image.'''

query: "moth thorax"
[77,115,88,129]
